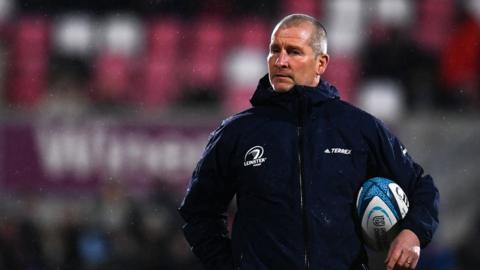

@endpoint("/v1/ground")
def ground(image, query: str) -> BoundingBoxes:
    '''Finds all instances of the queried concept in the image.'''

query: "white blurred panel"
[325,0,365,55]
[53,13,95,57]
[0,0,14,22]
[357,79,406,123]
[224,48,267,90]
[374,0,413,27]
[100,13,144,56]
[467,0,480,21]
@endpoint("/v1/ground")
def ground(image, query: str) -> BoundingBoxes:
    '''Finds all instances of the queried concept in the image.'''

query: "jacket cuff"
[401,218,433,248]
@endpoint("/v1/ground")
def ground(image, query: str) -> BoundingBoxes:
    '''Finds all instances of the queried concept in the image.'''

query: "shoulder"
[323,99,379,131]
[221,107,258,127]
[219,107,270,131]
[326,100,401,147]
[208,107,266,141]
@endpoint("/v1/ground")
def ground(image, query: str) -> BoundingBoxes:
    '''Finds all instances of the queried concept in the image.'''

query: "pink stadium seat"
[134,56,179,108]
[91,53,132,102]
[8,16,49,106]
[194,16,224,53]
[127,18,183,108]
[13,18,49,59]
[223,86,254,113]
[190,18,226,76]
[190,53,222,87]
[223,18,270,112]
[176,16,227,97]
[230,17,269,49]
[146,18,182,61]
[440,16,480,97]
[281,0,321,18]
[323,55,359,102]
[413,0,455,53]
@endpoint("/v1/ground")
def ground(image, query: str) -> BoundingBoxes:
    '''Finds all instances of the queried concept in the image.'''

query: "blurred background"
[0,0,478,269]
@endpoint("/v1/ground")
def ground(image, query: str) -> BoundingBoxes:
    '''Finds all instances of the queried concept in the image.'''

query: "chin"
[272,83,294,93]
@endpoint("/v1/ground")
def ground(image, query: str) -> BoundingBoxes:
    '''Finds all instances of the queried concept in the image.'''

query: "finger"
[396,251,410,268]
[410,258,419,269]
[404,255,419,269]
[384,245,394,263]
[385,248,402,270]
[409,253,420,269]
[385,243,398,263]
[405,247,420,269]
[402,251,420,269]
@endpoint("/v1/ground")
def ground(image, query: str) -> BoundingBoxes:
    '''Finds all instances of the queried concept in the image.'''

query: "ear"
[316,53,329,76]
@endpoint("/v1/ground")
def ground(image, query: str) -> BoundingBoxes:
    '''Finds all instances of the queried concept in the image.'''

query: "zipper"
[297,96,310,270]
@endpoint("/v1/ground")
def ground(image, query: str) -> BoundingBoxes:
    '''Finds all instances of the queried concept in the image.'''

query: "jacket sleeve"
[367,119,439,248]
[178,122,237,270]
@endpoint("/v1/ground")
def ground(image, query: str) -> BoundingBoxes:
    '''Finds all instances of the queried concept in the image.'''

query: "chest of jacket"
[230,111,369,216]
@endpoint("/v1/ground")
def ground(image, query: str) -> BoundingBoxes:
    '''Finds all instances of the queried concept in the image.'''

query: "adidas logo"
[324,148,351,155]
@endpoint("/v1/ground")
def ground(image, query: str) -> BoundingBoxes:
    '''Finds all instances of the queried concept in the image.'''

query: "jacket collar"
[250,74,340,110]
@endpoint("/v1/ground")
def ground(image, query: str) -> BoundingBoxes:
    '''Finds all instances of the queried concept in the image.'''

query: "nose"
[275,50,288,67]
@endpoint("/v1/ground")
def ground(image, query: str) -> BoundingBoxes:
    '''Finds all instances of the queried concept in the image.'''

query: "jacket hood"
[250,74,340,109]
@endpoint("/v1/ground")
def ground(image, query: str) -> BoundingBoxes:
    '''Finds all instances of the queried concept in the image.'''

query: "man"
[179,14,439,270]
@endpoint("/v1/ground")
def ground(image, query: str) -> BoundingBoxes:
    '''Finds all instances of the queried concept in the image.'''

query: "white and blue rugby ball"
[356,177,409,251]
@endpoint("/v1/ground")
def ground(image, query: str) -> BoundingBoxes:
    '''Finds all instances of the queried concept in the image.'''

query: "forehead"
[270,24,313,45]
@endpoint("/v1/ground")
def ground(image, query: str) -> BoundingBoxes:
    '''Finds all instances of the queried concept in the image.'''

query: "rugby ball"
[356,177,409,251]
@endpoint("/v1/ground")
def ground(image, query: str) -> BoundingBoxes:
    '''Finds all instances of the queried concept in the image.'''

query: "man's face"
[267,23,328,92]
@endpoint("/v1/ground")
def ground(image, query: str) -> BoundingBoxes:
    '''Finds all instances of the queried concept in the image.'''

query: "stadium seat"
[99,13,143,57]
[52,13,95,57]
[324,0,364,55]
[146,17,182,60]
[91,53,132,103]
[222,17,269,112]
[413,0,455,52]
[230,17,269,50]
[130,18,183,108]
[440,16,480,98]
[7,16,49,106]
[281,0,321,17]
[323,55,358,102]
[133,56,179,108]
[181,15,225,101]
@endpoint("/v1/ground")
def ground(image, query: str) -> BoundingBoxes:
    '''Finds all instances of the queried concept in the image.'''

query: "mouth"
[272,74,292,80]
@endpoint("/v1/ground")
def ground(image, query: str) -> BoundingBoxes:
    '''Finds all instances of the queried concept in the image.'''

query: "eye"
[270,46,280,53]
[290,49,302,55]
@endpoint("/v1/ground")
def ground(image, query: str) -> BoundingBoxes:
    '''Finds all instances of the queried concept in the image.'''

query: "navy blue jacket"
[179,75,439,270]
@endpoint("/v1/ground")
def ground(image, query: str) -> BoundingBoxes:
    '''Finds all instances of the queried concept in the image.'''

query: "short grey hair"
[273,14,328,56]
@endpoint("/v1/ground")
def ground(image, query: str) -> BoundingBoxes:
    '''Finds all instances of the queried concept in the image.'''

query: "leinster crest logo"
[244,146,267,167]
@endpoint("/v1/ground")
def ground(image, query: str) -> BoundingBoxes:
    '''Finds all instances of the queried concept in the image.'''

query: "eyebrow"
[269,43,279,49]
[269,43,304,51]
[286,45,303,51]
